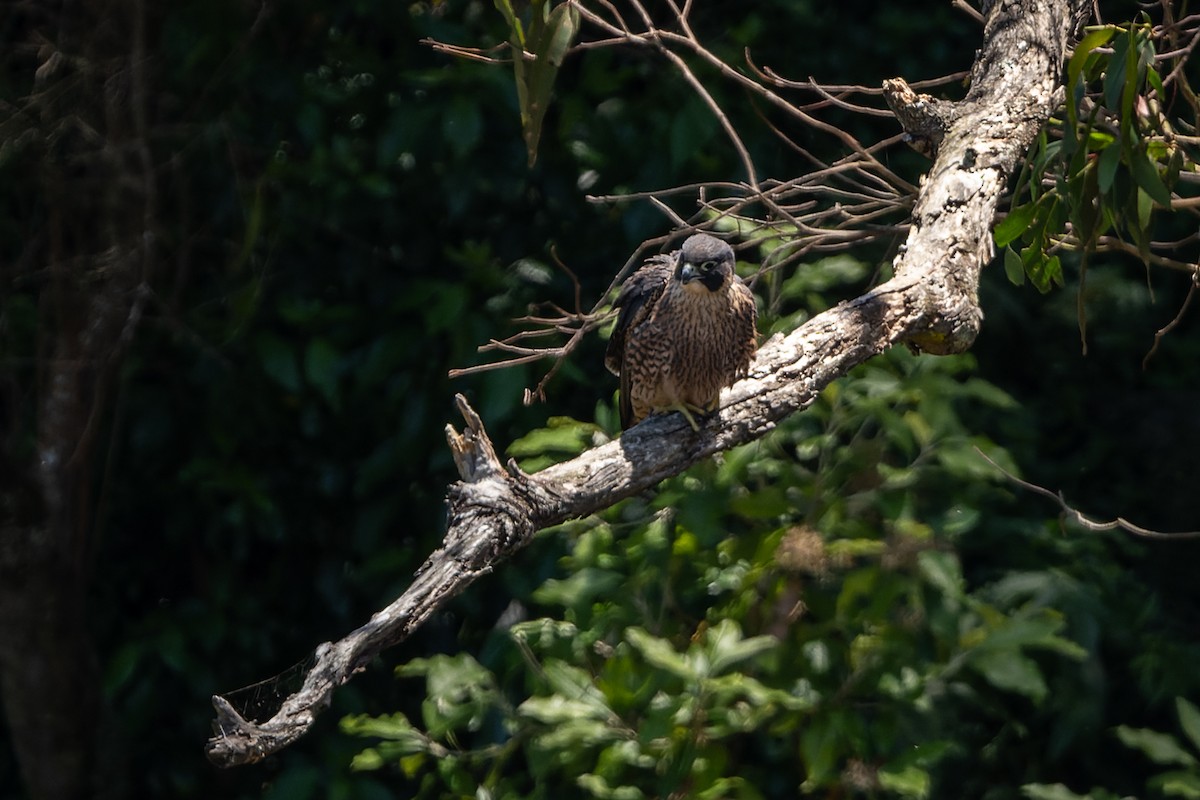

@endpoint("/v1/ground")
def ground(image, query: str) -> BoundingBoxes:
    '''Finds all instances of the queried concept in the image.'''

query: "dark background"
[2,1,1198,797]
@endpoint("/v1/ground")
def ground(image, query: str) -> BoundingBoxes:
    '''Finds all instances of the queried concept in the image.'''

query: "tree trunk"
[0,1,152,796]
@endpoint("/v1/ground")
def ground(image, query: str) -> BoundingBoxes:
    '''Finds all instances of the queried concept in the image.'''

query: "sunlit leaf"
[705,619,777,675]
[519,694,609,723]
[625,627,694,680]
[994,201,1041,248]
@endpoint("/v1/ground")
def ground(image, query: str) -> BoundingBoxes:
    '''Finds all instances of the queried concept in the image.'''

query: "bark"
[206,0,1091,767]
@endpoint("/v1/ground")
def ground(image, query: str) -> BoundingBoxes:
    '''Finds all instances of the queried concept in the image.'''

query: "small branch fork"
[207,0,1094,766]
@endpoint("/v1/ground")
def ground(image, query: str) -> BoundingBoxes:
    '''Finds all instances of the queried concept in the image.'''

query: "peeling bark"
[206,0,1091,767]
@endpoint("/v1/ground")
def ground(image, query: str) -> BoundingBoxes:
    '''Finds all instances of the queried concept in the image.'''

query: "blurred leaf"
[443,95,483,158]
[625,627,694,681]
[256,332,301,392]
[519,694,609,723]
[342,713,432,756]
[304,337,342,407]
[704,619,776,676]
[1022,784,1095,800]
[878,764,931,799]
[533,567,624,608]
[1177,697,1200,754]
[1153,770,1200,799]
[542,659,612,715]
[576,773,646,800]
[918,550,964,602]
[969,649,1048,703]
[1116,726,1198,767]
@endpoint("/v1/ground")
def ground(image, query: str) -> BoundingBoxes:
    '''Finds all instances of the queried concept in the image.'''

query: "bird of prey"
[605,233,758,430]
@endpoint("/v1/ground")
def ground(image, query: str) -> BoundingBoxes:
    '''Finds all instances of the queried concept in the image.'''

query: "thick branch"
[206,0,1088,767]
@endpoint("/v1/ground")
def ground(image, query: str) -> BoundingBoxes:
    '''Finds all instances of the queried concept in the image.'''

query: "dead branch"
[206,0,1090,766]
[975,448,1200,540]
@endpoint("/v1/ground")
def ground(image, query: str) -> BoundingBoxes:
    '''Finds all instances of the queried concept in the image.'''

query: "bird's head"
[675,234,735,294]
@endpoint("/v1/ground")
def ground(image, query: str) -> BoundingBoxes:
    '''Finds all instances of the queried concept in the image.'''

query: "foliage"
[998,15,1197,298]
[342,254,1190,798]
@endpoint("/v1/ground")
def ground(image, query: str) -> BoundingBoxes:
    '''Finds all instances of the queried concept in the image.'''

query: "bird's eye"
[700,260,717,272]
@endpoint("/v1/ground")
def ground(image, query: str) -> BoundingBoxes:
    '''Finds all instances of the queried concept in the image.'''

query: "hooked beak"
[679,262,700,284]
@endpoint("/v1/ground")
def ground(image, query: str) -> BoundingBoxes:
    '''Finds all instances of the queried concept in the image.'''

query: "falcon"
[605,233,758,430]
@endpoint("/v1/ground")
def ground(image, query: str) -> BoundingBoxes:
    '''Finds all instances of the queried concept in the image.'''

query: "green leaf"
[704,619,777,676]
[1004,245,1026,286]
[442,95,482,158]
[994,201,1041,248]
[508,417,600,458]
[1098,141,1121,194]
[256,332,301,393]
[341,713,431,756]
[1116,726,1199,767]
[918,550,964,602]
[517,2,580,165]
[1177,697,1200,754]
[304,337,341,407]
[1103,31,1130,112]
[970,649,1048,702]
[800,718,841,791]
[576,773,647,800]
[532,717,623,750]
[878,764,931,799]
[1153,770,1200,799]
[541,659,612,716]
[1146,64,1165,97]
[1130,145,1173,207]
[519,694,610,723]
[1021,783,1094,800]
[1069,28,1116,90]
[1027,252,1063,294]
[625,627,695,680]
[533,567,624,608]
[493,0,525,47]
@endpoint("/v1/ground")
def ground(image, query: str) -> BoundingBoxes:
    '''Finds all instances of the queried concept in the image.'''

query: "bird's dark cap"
[679,233,734,265]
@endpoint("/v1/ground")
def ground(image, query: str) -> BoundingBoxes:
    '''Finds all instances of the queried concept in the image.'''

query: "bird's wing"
[604,257,673,376]
[731,278,759,377]
[605,257,673,429]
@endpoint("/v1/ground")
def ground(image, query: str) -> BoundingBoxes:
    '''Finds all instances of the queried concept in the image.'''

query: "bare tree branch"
[974,448,1200,539]
[206,0,1090,767]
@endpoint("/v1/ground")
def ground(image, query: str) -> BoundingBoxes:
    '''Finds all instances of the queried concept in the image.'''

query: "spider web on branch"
[211,651,319,731]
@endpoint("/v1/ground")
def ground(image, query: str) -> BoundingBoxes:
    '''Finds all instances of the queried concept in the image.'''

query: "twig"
[974,447,1200,540]
[1143,267,1199,369]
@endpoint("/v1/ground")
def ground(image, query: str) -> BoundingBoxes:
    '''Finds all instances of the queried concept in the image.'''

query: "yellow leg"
[669,402,710,432]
